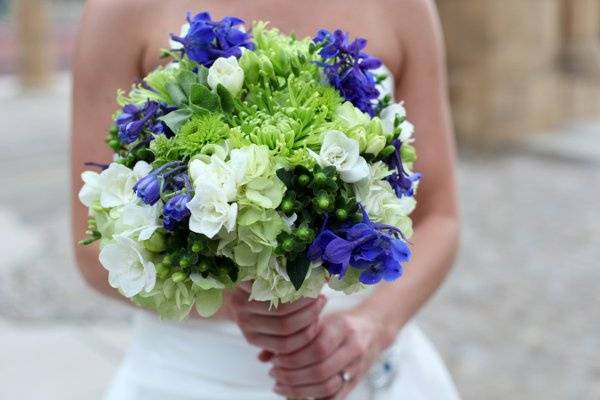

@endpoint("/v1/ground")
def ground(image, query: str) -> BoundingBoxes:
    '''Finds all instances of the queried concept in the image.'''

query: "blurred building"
[438,0,600,145]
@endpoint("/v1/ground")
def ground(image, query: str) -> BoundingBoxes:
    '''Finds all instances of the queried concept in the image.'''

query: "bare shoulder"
[380,0,443,49]
[75,0,155,62]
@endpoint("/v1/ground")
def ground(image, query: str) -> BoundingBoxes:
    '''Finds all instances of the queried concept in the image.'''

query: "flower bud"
[191,242,203,253]
[171,271,187,283]
[316,196,331,211]
[133,174,161,205]
[156,262,170,279]
[365,135,386,156]
[380,145,396,158]
[143,231,167,253]
[179,256,192,268]
[296,226,315,242]
[281,198,296,214]
[281,237,296,252]
[335,208,349,221]
[296,174,311,187]
[198,258,211,272]
[207,56,245,97]
[313,172,328,187]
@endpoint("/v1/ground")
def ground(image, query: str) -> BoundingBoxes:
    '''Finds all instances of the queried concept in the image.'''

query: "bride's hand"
[226,283,327,356]
[269,310,389,400]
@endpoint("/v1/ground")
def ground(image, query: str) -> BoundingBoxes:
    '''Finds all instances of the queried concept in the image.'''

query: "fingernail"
[273,385,283,394]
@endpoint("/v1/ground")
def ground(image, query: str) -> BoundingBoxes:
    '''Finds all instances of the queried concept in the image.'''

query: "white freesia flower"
[189,156,242,202]
[99,236,156,297]
[187,182,238,238]
[78,171,102,207]
[80,161,150,209]
[311,130,369,183]
[380,103,415,141]
[113,202,162,241]
[335,101,371,128]
[207,56,245,97]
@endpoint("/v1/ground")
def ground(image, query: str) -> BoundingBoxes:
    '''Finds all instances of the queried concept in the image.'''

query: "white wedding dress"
[104,67,460,400]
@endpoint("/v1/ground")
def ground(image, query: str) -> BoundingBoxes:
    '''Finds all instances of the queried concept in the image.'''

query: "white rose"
[187,182,238,238]
[380,103,414,141]
[207,56,245,97]
[99,236,156,297]
[113,202,161,241]
[311,130,369,183]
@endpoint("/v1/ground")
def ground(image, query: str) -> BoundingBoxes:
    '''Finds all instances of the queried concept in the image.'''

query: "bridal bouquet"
[78,12,420,319]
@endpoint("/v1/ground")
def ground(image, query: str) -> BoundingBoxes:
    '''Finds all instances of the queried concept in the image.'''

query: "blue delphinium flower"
[384,138,421,198]
[163,193,192,231]
[116,101,174,144]
[133,174,161,205]
[171,12,255,67]
[308,209,411,284]
[133,161,186,206]
[313,29,382,116]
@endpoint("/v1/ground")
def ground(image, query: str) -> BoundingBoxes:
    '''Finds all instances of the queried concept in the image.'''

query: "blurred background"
[0,0,598,399]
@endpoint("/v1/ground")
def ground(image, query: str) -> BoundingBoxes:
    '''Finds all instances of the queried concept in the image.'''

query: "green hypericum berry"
[335,208,349,221]
[281,198,295,213]
[296,226,314,242]
[316,196,331,210]
[198,258,211,272]
[171,271,187,283]
[156,263,170,279]
[108,139,120,150]
[352,211,364,223]
[191,242,203,253]
[281,237,296,252]
[179,257,191,268]
[162,255,173,266]
[297,174,311,187]
[313,172,328,186]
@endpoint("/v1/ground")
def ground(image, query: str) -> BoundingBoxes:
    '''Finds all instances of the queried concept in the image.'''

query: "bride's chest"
[141,0,402,76]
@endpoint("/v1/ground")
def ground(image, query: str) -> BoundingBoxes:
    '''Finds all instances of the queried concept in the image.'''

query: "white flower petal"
[340,156,369,183]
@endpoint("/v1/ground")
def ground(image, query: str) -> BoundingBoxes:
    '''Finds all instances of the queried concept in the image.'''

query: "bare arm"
[354,0,459,344]
[70,0,145,301]
[270,1,459,398]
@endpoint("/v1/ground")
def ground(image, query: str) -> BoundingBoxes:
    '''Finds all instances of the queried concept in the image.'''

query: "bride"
[71,0,460,399]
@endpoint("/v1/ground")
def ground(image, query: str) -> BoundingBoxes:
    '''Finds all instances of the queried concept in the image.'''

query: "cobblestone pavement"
[0,77,598,399]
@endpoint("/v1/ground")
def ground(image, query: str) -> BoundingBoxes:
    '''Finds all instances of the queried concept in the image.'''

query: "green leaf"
[197,65,209,86]
[166,82,187,106]
[177,70,200,96]
[159,108,193,133]
[189,84,221,112]
[276,168,294,188]
[216,84,235,114]
[194,289,224,318]
[287,256,310,291]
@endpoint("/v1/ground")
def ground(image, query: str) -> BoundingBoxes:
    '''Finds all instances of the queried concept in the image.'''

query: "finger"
[274,372,343,399]
[258,350,274,362]
[247,321,320,354]
[231,290,322,317]
[240,296,326,336]
[271,322,345,369]
[327,360,364,400]
[238,281,253,293]
[270,338,360,385]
